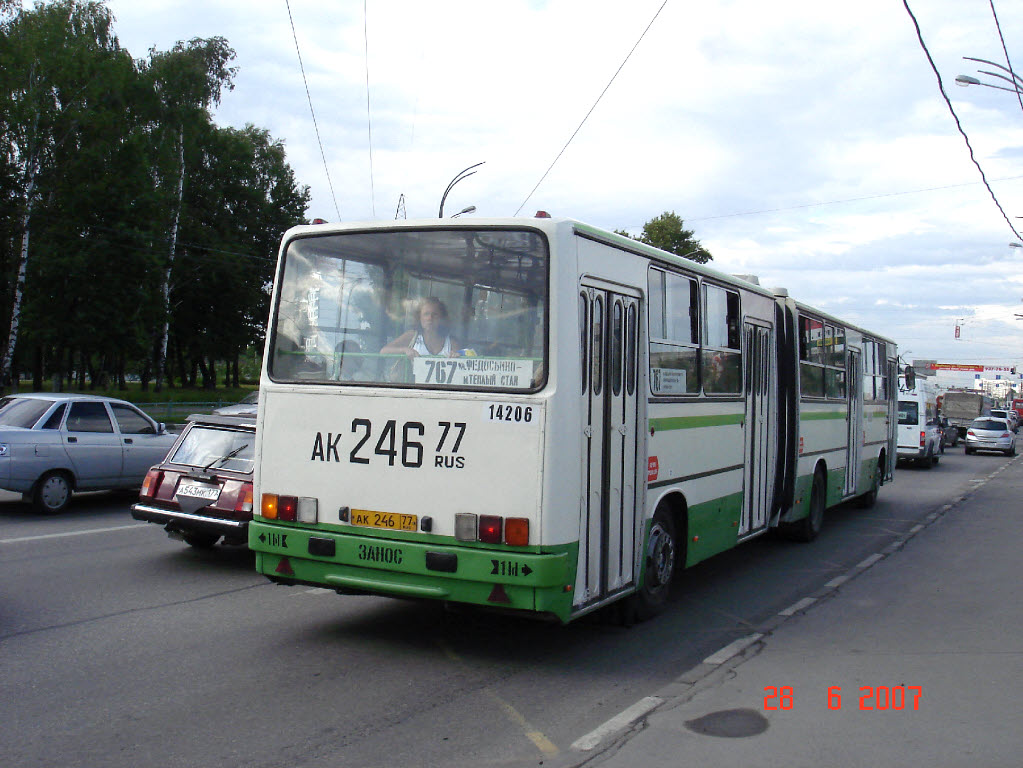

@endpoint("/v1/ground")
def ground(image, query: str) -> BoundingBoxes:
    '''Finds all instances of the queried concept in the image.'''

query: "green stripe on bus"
[650,414,744,431]
[800,411,846,421]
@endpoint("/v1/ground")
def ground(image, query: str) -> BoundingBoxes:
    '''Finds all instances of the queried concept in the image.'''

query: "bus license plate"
[177,482,221,501]
[350,509,418,532]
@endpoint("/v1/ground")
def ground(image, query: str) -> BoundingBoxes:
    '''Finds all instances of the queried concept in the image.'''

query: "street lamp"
[955,57,1023,96]
[451,205,476,218]
[438,162,484,218]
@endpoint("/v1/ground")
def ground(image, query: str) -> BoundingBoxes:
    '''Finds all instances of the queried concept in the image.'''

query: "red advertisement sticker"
[648,456,659,482]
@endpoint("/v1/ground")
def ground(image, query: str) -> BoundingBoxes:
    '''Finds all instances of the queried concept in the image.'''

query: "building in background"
[912,361,1020,406]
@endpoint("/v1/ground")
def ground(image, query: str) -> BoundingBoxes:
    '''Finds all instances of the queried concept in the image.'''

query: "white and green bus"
[249,216,897,623]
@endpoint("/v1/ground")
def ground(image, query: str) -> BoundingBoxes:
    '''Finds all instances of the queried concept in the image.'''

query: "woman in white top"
[381,297,461,359]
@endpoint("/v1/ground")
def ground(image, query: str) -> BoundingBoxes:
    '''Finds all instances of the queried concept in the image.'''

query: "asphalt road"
[0,447,1008,768]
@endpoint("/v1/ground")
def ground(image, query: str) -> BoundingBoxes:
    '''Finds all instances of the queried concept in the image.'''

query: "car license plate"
[350,509,417,532]
[176,482,221,501]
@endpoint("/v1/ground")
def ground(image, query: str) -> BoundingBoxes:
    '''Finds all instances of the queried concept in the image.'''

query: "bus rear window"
[269,229,548,391]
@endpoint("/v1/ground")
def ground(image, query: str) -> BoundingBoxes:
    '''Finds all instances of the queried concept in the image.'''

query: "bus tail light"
[261,493,316,522]
[505,518,529,546]
[455,513,477,542]
[297,497,318,523]
[261,493,279,519]
[455,513,529,545]
[140,469,162,499]
[479,515,502,544]
[278,496,298,521]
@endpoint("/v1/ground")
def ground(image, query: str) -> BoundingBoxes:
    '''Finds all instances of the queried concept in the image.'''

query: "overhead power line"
[514,0,669,216]
[987,0,1023,115]
[284,0,342,221]
[901,0,1022,242]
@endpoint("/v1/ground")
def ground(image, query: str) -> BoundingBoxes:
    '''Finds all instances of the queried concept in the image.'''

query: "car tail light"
[236,483,253,514]
[1002,432,1012,438]
[140,469,163,498]
[919,431,925,447]
[967,430,975,437]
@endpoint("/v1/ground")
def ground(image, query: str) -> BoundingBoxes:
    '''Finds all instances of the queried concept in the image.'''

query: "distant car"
[990,409,1018,433]
[0,393,177,513]
[938,416,959,448]
[964,417,1016,456]
[131,414,255,548]
[212,390,258,416]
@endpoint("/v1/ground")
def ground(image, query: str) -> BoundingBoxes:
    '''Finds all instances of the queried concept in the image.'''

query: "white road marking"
[571,696,663,751]
[703,633,763,665]
[0,524,147,544]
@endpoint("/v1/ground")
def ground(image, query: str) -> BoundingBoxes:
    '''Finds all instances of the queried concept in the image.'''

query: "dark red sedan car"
[131,414,255,548]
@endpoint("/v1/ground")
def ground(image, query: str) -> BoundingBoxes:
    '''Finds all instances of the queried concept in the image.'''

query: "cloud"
[101,0,1023,367]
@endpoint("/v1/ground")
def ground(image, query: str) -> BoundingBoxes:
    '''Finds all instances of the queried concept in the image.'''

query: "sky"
[91,0,1023,382]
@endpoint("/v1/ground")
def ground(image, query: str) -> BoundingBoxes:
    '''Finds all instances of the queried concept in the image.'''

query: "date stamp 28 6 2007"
[764,685,922,711]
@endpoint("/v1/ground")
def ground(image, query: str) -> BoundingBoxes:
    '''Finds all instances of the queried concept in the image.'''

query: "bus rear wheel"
[786,469,825,542]
[627,507,679,622]
[856,461,881,508]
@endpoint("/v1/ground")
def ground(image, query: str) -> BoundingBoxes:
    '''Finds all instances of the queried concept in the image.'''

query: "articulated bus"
[249,216,897,623]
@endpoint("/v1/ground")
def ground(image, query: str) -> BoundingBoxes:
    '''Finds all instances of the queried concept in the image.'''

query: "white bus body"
[250,217,897,623]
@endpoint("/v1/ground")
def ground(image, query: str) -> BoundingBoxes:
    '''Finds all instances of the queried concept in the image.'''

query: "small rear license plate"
[350,509,417,532]
[177,482,221,501]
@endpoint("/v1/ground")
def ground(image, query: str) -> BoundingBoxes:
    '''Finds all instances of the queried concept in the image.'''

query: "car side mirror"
[158,422,166,434]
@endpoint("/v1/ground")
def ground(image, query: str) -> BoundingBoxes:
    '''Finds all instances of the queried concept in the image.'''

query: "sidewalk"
[559,458,1023,768]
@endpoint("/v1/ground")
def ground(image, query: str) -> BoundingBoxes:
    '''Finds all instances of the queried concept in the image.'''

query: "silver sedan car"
[0,393,178,513]
[964,417,1016,456]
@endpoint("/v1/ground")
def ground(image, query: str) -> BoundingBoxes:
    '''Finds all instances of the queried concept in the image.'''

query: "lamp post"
[439,162,484,218]
[955,57,1023,102]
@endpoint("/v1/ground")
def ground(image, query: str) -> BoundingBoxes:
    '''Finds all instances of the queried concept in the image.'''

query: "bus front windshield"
[269,228,548,391]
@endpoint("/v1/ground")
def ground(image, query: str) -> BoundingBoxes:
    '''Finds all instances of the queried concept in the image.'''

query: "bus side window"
[592,295,603,396]
[579,292,589,394]
[647,267,699,396]
[702,283,741,395]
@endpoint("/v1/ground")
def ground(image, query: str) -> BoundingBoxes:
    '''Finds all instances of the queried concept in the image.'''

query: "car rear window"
[972,419,1007,431]
[170,425,254,473]
[898,401,919,425]
[0,397,54,428]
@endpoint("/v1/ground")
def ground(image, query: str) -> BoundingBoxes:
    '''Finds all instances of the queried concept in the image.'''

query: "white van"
[897,377,943,467]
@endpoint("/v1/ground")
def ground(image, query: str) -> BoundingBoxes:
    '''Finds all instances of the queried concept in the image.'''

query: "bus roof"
[281,216,895,346]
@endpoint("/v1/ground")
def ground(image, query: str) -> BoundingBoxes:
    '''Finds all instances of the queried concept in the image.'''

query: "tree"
[143,36,237,391]
[617,211,712,264]
[0,0,130,386]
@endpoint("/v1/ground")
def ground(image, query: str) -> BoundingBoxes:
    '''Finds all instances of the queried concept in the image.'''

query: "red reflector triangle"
[487,584,511,604]
[275,557,294,576]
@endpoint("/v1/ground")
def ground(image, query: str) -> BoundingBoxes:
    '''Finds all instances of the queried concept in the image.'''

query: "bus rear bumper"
[249,520,578,622]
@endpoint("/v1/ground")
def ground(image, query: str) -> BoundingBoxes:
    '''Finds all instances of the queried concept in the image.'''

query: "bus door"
[886,358,898,480]
[740,321,775,538]
[846,349,863,495]
[576,281,642,608]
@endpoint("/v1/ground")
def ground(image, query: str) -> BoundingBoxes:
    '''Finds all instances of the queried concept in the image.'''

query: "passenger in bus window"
[381,297,461,359]
[331,340,364,380]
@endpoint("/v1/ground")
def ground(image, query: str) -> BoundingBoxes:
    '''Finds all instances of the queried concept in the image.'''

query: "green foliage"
[619,211,712,264]
[0,1,308,391]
